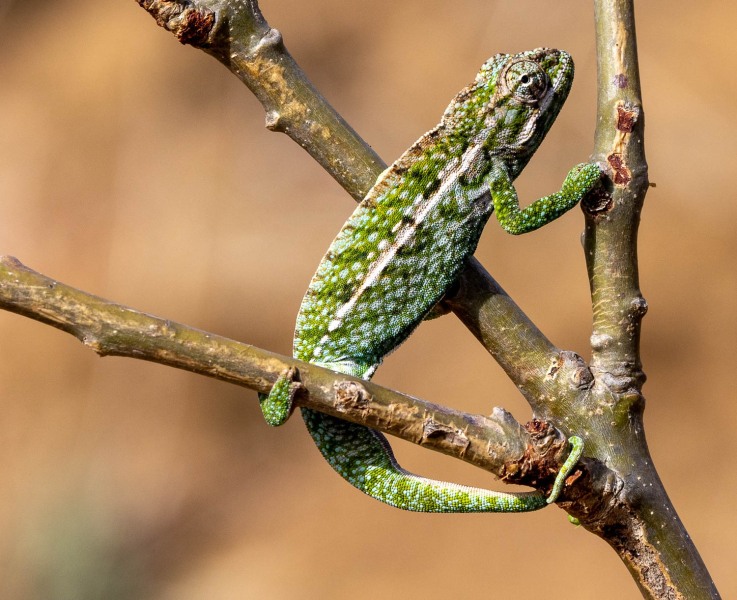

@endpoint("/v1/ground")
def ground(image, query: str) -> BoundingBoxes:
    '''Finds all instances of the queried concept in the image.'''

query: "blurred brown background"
[1,1,735,598]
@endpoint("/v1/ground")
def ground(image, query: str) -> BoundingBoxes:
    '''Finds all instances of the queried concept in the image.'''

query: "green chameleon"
[260,48,599,512]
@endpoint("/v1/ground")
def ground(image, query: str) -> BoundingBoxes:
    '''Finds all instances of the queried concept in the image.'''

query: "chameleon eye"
[503,60,548,105]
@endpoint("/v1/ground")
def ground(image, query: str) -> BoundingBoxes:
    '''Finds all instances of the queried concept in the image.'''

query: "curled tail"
[302,408,555,513]
[261,370,582,512]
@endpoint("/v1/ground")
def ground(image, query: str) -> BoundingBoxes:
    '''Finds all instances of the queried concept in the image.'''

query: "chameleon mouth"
[550,50,574,96]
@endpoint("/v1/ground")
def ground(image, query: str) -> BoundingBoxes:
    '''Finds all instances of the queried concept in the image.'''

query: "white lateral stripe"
[327,142,485,331]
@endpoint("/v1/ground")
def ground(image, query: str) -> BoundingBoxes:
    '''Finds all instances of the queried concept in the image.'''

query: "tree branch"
[588,0,648,392]
[0,255,576,494]
[139,0,383,201]
[566,1,718,598]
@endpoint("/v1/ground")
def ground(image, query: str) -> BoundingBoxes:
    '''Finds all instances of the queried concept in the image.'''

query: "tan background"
[1,1,735,598]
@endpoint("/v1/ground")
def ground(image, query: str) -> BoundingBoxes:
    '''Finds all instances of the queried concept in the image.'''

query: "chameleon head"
[445,48,576,172]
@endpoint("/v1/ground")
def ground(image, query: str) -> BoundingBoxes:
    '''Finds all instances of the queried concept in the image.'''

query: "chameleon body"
[261,48,598,512]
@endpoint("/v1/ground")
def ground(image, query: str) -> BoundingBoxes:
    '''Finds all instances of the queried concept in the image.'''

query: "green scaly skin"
[260,48,598,512]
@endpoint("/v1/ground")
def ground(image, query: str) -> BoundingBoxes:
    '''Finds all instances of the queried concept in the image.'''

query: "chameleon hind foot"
[546,436,584,504]
[259,368,300,427]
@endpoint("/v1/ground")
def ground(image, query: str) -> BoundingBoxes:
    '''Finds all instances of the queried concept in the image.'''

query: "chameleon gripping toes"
[260,48,599,512]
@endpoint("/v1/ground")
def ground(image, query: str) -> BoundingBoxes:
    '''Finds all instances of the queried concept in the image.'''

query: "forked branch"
[0,0,719,598]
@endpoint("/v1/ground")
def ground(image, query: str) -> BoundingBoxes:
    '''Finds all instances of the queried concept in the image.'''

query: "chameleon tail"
[302,408,556,513]
[260,372,582,512]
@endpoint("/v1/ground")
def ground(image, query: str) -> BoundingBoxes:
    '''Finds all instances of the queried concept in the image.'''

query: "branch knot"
[137,0,214,46]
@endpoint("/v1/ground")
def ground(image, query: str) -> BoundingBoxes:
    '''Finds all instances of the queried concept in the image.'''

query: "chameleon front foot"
[546,436,584,504]
[492,163,602,235]
[259,367,300,427]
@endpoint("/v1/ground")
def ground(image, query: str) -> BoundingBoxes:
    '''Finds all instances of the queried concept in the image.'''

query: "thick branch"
[588,0,648,392]
[0,255,575,493]
[580,2,719,598]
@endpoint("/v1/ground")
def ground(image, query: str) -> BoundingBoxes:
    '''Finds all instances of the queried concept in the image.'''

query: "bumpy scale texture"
[263,48,599,512]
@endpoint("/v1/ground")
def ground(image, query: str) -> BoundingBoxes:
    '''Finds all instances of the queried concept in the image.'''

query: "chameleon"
[260,48,599,512]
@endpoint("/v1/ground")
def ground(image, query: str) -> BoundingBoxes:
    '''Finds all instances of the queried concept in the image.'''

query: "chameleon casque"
[260,48,600,512]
